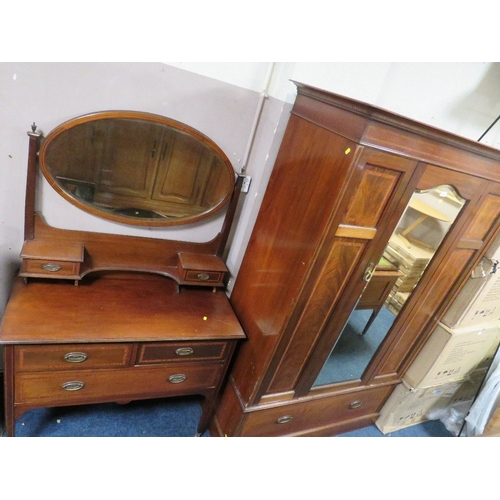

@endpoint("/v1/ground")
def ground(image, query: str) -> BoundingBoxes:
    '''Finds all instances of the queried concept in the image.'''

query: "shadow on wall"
[450,62,500,144]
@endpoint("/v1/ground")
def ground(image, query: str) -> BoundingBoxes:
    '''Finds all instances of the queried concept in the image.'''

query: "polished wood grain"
[214,82,500,437]
[1,274,244,436]
[1,276,245,344]
[3,111,246,438]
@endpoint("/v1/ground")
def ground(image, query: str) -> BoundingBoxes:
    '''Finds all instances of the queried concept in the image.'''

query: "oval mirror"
[39,111,235,226]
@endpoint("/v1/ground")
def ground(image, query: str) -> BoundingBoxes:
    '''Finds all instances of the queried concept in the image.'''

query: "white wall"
[2,62,500,371]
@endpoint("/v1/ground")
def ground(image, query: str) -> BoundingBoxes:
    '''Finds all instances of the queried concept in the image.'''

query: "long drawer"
[15,363,223,405]
[15,344,133,372]
[239,385,394,436]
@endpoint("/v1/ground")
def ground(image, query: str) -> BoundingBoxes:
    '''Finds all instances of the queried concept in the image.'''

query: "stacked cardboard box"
[376,233,500,435]
[376,321,500,434]
[403,321,500,389]
[376,371,486,435]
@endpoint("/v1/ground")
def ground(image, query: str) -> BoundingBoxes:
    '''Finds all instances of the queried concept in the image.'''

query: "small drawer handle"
[276,415,293,424]
[196,273,210,281]
[42,263,61,272]
[175,347,194,356]
[62,381,85,391]
[349,400,363,409]
[168,374,186,384]
[64,352,88,363]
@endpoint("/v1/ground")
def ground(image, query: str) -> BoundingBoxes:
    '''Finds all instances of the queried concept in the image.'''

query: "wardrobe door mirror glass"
[313,185,466,387]
[39,113,235,227]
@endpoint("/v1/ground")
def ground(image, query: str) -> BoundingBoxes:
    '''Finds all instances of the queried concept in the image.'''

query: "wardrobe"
[211,82,500,437]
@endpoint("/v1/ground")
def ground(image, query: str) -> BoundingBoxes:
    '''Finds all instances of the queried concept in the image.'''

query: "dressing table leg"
[196,390,218,437]
[3,346,15,437]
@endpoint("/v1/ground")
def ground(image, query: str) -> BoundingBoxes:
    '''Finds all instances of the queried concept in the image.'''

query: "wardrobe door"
[371,171,500,382]
[261,147,420,398]
[298,164,497,396]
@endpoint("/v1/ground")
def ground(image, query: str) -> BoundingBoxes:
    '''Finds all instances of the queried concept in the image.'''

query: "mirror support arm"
[24,125,42,241]
[216,174,244,257]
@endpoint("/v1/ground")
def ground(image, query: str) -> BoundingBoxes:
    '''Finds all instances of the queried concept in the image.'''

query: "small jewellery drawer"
[14,344,133,372]
[15,364,222,404]
[137,341,228,364]
[184,271,223,283]
[241,385,394,436]
[21,259,81,278]
[19,239,84,280]
[177,252,228,286]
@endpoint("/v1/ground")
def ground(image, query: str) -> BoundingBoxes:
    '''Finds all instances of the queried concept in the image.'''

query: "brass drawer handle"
[196,273,210,281]
[42,263,61,272]
[349,400,363,409]
[62,381,85,391]
[64,352,88,363]
[175,347,194,356]
[276,415,293,424]
[168,374,186,384]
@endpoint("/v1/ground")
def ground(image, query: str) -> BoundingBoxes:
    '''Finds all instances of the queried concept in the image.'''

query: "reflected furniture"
[1,111,245,437]
[356,258,402,335]
[211,82,500,437]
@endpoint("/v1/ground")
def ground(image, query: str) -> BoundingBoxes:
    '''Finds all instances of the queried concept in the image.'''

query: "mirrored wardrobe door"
[312,185,466,387]
[264,148,421,397]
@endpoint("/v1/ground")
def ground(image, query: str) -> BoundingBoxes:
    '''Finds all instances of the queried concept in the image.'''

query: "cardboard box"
[376,372,485,435]
[404,321,500,389]
[376,380,465,434]
[441,233,500,329]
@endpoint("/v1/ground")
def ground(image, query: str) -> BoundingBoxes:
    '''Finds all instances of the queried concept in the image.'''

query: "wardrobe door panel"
[370,176,500,381]
[264,149,419,396]
[296,164,471,393]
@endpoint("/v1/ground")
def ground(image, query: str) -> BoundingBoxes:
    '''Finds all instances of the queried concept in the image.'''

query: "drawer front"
[137,341,228,364]
[184,271,223,283]
[22,259,80,277]
[241,385,394,436]
[15,344,133,372]
[15,363,223,405]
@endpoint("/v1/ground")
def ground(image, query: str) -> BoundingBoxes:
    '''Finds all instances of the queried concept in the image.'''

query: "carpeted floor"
[0,395,453,437]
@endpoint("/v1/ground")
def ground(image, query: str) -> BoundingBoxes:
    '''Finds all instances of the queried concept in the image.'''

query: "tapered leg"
[3,346,15,437]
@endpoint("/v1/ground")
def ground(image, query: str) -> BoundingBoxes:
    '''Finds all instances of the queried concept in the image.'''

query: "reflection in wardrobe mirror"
[39,112,235,227]
[314,185,466,387]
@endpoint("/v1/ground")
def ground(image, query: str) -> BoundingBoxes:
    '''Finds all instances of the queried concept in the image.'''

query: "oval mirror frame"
[38,111,236,227]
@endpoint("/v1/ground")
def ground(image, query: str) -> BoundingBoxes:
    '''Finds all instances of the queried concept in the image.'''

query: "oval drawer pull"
[196,273,210,281]
[276,415,293,424]
[175,347,194,356]
[62,381,85,391]
[349,400,363,409]
[42,263,61,272]
[64,352,88,363]
[168,374,186,384]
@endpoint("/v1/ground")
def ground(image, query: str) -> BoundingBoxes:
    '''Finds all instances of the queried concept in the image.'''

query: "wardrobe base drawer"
[240,385,394,437]
[15,363,223,405]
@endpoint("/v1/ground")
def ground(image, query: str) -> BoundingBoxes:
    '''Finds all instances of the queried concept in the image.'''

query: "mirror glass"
[39,113,235,226]
[314,185,466,387]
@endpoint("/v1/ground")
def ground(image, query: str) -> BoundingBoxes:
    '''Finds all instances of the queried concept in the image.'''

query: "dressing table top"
[1,274,245,344]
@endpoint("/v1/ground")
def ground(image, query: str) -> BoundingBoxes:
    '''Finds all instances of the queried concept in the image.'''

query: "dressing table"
[1,111,246,437]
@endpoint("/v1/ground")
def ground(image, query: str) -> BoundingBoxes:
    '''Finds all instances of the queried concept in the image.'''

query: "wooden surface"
[1,275,245,344]
[1,273,244,437]
[213,81,500,437]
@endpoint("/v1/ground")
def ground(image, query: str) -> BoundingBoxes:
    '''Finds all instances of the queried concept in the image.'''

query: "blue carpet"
[1,396,452,437]
[4,396,210,437]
